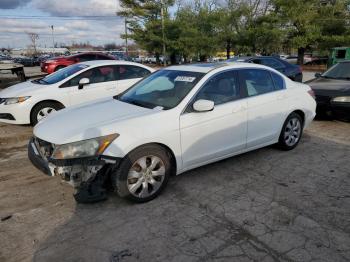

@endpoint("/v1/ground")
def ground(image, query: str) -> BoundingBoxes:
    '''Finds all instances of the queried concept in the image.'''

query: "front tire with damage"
[114,145,171,203]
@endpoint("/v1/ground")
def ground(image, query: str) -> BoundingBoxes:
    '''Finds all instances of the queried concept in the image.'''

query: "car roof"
[166,63,231,73]
[230,56,284,61]
[79,60,152,67]
[165,62,277,73]
[72,52,109,56]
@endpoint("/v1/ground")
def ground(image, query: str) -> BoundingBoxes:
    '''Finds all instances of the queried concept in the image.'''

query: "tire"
[54,66,65,72]
[114,145,171,203]
[277,112,303,150]
[30,101,64,126]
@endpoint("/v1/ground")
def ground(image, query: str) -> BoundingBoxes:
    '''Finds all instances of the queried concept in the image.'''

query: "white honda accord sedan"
[0,60,154,125]
[28,63,316,203]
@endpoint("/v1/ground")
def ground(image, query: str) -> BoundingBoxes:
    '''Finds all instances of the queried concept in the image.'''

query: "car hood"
[0,80,49,97]
[306,77,350,97]
[34,98,153,144]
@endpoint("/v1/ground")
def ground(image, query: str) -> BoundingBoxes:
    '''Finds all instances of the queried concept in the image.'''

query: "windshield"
[34,64,89,85]
[322,62,350,79]
[118,70,205,109]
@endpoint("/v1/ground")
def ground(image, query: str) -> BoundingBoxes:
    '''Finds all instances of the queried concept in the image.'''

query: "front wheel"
[30,101,64,126]
[277,112,303,150]
[114,145,171,203]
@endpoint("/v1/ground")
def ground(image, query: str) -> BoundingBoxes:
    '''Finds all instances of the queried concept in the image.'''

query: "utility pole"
[125,18,128,57]
[51,25,55,54]
[160,0,166,66]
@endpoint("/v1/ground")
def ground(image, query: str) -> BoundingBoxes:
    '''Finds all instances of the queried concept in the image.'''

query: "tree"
[118,0,174,64]
[317,0,350,52]
[272,0,322,64]
[175,1,221,62]
[27,32,39,55]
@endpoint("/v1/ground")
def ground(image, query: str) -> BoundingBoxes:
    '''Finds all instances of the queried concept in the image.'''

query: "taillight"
[308,89,316,99]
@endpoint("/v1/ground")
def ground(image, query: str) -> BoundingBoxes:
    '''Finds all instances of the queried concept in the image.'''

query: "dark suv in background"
[227,56,303,82]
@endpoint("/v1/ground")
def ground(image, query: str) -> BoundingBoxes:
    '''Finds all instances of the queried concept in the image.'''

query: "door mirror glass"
[78,78,90,89]
[193,99,214,112]
[314,72,322,78]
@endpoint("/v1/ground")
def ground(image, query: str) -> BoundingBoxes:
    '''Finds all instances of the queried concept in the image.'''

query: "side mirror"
[193,99,214,112]
[78,78,90,89]
[314,72,322,78]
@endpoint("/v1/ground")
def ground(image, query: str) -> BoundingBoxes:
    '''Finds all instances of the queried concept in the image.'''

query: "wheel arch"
[30,99,66,123]
[124,142,178,176]
[54,65,66,71]
[291,109,305,126]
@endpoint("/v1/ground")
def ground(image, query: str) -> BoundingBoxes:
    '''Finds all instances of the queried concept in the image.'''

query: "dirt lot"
[0,120,349,262]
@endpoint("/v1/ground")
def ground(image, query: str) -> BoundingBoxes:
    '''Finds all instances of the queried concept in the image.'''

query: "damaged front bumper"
[28,137,121,188]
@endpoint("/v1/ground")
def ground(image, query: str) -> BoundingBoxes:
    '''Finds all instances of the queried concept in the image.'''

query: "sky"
[0,0,126,48]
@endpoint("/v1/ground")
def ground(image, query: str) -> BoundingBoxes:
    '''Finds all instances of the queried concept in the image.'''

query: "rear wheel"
[277,112,303,150]
[30,101,64,126]
[114,145,171,203]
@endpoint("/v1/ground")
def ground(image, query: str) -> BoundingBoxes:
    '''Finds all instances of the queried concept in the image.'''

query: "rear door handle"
[277,94,286,100]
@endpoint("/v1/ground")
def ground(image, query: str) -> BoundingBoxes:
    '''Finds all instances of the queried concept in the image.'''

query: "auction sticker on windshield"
[174,76,196,82]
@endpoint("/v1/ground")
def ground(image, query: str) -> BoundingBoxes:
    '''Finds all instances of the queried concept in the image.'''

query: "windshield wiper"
[32,78,47,84]
[122,98,155,109]
[322,75,336,79]
[127,100,150,108]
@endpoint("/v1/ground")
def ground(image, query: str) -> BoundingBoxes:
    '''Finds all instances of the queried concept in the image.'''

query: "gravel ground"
[0,119,349,262]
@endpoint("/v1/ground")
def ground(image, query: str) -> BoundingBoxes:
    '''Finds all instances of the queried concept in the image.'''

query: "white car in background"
[0,60,154,125]
[29,63,316,203]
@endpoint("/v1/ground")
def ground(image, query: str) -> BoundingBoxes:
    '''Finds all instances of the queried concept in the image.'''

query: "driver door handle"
[232,104,247,113]
[277,94,287,100]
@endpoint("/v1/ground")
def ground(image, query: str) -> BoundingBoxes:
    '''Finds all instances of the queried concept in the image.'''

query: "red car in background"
[41,52,116,74]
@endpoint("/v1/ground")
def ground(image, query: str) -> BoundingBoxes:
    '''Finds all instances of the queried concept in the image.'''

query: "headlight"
[51,134,119,160]
[3,96,31,105]
[331,96,350,103]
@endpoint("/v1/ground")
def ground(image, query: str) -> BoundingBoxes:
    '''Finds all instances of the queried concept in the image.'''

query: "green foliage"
[118,0,350,64]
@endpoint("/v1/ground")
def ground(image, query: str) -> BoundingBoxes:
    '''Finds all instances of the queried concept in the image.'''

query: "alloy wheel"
[127,155,166,198]
[284,117,301,146]
[37,107,56,122]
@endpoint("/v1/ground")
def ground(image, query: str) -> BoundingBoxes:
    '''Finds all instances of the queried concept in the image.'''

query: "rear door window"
[116,65,151,80]
[239,69,275,96]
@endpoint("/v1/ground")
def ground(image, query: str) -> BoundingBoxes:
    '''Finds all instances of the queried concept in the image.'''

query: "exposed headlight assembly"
[51,134,119,160]
[331,96,350,103]
[2,96,31,105]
